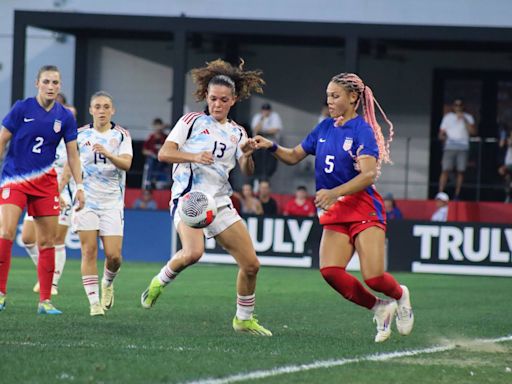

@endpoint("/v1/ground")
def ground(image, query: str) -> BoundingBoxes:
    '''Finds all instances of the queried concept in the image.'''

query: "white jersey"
[77,123,133,210]
[166,112,247,210]
[54,139,76,200]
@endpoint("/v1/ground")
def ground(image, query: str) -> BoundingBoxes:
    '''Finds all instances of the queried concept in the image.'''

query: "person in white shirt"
[431,192,449,222]
[73,91,133,317]
[438,99,477,200]
[140,59,272,336]
[250,103,283,182]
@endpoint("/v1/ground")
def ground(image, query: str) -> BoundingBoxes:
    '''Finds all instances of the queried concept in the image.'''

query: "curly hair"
[331,73,394,171]
[190,58,265,102]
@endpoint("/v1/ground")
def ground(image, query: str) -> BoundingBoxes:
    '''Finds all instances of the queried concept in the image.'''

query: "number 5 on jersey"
[324,155,335,173]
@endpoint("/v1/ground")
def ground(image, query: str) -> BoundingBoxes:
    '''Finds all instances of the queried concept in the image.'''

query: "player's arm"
[65,140,85,211]
[0,126,13,160]
[93,143,132,171]
[158,140,213,165]
[314,156,377,211]
[58,165,72,193]
[253,135,307,165]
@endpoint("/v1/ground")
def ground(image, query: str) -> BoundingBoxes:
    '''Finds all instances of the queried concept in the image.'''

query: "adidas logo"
[201,129,210,135]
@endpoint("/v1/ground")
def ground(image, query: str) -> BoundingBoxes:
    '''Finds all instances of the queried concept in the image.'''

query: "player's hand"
[314,188,339,211]
[252,135,273,150]
[194,151,214,165]
[75,190,85,211]
[92,144,111,158]
[59,195,66,210]
[240,138,256,155]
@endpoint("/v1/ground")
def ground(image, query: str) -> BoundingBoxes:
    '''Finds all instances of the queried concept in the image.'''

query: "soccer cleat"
[37,300,62,315]
[33,281,40,293]
[232,315,272,336]
[396,285,414,336]
[101,283,114,311]
[373,299,397,343]
[141,276,165,309]
[0,294,6,311]
[90,302,105,317]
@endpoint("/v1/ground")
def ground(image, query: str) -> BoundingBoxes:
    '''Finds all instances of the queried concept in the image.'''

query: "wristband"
[76,183,85,192]
[267,142,278,153]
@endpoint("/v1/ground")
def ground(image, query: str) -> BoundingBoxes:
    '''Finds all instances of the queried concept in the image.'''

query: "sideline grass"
[0,257,511,383]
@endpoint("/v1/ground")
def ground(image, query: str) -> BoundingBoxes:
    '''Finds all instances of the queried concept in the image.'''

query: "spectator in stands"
[258,180,278,215]
[283,186,316,217]
[431,192,449,221]
[142,118,169,190]
[251,103,283,183]
[383,193,403,220]
[56,93,77,118]
[318,102,329,123]
[240,183,263,215]
[438,98,477,200]
[132,189,157,210]
[498,127,512,203]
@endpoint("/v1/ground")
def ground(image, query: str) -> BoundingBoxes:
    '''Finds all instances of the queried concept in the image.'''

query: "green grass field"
[1,257,511,384]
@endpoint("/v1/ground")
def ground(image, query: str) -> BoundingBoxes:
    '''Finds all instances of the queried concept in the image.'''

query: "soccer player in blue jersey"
[254,73,414,342]
[74,91,133,317]
[0,65,85,314]
[141,59,272,336]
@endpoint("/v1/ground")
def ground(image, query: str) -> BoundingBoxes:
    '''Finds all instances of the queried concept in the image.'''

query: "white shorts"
[72,208,124,236]
[173,204,241,239]
[23,191,72,227]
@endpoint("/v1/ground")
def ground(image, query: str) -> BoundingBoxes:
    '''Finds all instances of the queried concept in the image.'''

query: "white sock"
[157,264,178,286]
[52,244,66,287]
[25,243,39,266]
[82,275,100,305]
[236,293,255,320]
[102,267,119,287]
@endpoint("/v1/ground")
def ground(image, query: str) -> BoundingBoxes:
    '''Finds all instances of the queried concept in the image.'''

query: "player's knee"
[37,238,55,249]
[241,259,260,277]
[0,230,16,241]
[180,248,203,265]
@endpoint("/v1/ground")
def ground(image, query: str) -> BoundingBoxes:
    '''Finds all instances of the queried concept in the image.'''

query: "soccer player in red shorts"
[254,72,414,342]
[0,65,85,314]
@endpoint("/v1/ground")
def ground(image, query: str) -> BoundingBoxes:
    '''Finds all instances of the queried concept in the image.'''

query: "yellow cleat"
[233,315,272,336]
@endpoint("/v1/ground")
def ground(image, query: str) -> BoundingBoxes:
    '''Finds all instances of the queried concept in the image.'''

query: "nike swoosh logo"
[24,118,35,122]
[53,205,60,210]
[319,139,326,142]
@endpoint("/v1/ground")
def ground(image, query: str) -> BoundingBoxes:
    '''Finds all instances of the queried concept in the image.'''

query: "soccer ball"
[178,190,217,228]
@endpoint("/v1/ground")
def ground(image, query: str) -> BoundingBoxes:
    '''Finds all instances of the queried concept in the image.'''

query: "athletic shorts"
[442,149,468,172]
[0,188,59,217]
[24,188,73,226]
[173,204,241,239]
[324,221,386,244]
[72,208,124,236]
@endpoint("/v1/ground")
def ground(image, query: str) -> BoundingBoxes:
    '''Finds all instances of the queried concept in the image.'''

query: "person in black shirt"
[258,180,278,215]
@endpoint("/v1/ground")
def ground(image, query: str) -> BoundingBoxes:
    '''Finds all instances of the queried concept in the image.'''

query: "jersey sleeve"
[119,131,133,156]
[356,123,379,158]
[166,114,199,147]
[236,125,249,160]
[300,123,320,155]
[62,110,78,143]
[1,100,23,134]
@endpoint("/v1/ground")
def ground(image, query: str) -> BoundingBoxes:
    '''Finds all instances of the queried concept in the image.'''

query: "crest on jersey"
[230,135,238,144]
[53,119,62,133]
[342,137,353,151]
[2,188,10,200]
[109,138,119,148]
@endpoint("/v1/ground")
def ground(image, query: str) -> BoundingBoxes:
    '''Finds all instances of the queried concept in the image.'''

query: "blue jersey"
[301,115,379,191]
[1,97,77,195]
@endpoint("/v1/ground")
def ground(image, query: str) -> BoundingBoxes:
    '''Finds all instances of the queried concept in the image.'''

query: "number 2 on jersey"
[32,137,44,154]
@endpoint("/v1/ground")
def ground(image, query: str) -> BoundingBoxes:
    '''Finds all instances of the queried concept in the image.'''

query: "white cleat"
[101,283,114,311]
[396,285,414,336]
[373,299,398,343]
[90,302,105,317]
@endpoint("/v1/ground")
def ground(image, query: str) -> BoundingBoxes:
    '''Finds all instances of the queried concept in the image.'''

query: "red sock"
[0,238,13,294]
[364,273,403,300]
[38,247,55,301]
[320,266,377,309]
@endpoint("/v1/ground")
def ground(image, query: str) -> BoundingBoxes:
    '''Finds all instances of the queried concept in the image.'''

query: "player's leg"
[215,219,271,336]
[21,215,40,292]
[319,226,378,310]
[141,221,204,309]
[0,202,24,311]
[100,236,122,311]
[439,150,454,192]
[52,223,69,295]
[33,215,61,315]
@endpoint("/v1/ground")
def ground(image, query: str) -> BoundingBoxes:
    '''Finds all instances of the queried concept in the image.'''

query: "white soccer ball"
[178,190,217,228]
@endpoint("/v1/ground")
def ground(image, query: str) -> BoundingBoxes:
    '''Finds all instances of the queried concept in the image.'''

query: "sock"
[24,243,39,266]
[82,275,100,305]
[236,293,255,320]
[102,266,119,287]
[38,247,55,302]
[364,273,403,300]
[0,238,13,294]
[320,266,377,309]
[52,244,66,287]
[157,264,178,286]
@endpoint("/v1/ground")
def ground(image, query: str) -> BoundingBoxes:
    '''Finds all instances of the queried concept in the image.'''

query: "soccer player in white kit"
[74,91,133,316]
[21,139,76,295]
[141,59,272,336]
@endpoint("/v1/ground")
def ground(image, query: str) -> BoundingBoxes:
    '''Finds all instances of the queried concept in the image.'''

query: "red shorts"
[324,221,386,244]
[0,188,60,217]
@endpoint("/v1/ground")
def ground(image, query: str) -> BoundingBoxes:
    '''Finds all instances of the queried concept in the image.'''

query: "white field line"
[183,335,512,384]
